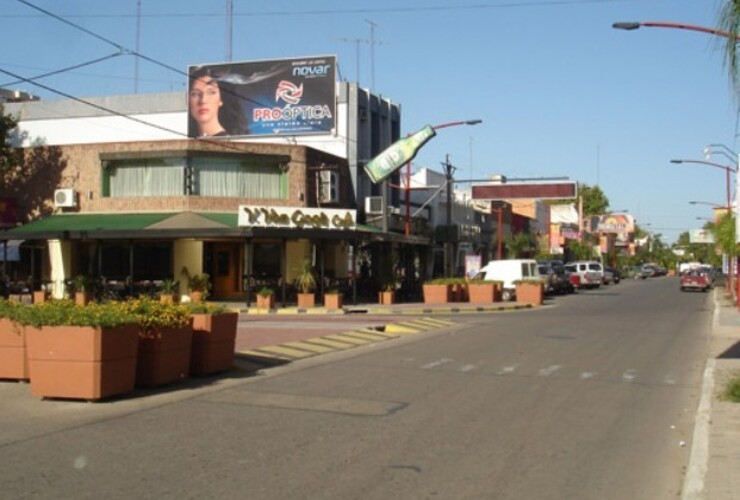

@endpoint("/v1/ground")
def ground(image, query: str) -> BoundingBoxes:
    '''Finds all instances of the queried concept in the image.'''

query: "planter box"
[515,282,544,305]
[33,291,49,304]
[136,325,193,388]
[324,294,343,309]
[190,312,238,376]
[423,284,451,304]
[25,325,139,400]
[467,283,496,304]
[297,293,315,308]
[378,291,394,305]
[0,318,29,380]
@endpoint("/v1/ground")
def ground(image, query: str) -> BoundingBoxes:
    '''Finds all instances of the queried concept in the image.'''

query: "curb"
[241,303,535,315]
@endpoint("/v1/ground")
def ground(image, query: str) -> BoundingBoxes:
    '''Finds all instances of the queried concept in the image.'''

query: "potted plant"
[18,300,140,400]
[121,297,193,388]
[159,278,179,304]
[467,278,500,304]
[256,286,275,310]
[71,274,90,306]
[294,259,316,308]
[422,278,451,304]
[378,281,395,305]
[187,274,210,303]
[514,279,545,306]
[324,287,343,309]
[0,299,29,380]
[186,301,239,377]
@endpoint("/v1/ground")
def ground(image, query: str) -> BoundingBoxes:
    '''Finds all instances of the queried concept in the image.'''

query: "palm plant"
[717,1,740,93]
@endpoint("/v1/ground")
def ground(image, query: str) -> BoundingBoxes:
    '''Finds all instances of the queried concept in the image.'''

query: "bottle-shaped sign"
[364,125,437,183]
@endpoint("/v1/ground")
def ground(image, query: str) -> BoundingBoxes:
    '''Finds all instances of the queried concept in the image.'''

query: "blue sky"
[1,0,737,244]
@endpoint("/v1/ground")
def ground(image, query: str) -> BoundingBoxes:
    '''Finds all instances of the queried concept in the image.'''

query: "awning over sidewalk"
[1,212,431,245]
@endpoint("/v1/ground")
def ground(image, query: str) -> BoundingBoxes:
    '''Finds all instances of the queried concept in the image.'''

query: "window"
[102,155,287,199]
[104,158,185,197]
[193,157,286,199]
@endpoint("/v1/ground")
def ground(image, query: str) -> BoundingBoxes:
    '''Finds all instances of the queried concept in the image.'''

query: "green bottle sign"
[364,125,437,184]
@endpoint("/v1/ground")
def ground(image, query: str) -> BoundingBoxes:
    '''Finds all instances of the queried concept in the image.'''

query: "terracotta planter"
[467,283,496,304]
[297,293,315,308]
[75,291,91,307]
[25,324,139,400]
[33,291,49,304]
[190,312,238,376]
[378,291,394,305]
[423,284,450,304]
[0,318,29,380]
[257,294,275,309]
[324,293,343,309]
[159,294,175,305]
[189,291,204,303]
[515,282,544,306]
[136,325,193,388]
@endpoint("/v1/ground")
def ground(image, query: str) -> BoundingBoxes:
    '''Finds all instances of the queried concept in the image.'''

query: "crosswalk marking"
[538,365,562,377]
[420,358,454,370]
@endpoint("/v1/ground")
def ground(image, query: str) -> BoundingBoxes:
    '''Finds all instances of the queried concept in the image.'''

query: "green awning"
[9,213,174,233]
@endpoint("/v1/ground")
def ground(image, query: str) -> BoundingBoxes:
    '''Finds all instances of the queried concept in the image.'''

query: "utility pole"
[444,155,456,277]
[225,0,234,61]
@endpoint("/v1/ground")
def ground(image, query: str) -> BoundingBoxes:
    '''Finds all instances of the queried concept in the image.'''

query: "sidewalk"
[683,288,740,500]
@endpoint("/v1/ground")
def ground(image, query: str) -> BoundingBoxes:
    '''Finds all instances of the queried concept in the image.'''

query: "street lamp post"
[704,144,740,308]
[612,21,737,39]
[673,158,737,294]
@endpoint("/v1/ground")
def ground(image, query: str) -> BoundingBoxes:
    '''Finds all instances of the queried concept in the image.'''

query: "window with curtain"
[193,157,285,199]
[106,158,185,197]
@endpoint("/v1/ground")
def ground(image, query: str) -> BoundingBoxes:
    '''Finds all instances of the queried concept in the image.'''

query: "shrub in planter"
[185,302,238,376]
[324,288,343,309]
[422,278,452,304]
[467,279,502,304]
[16,300,140,400]
[514,279,545,305]
[120,297,193,388]
[159,278,179,304]
[294,259,316,308]
[0,299,29,380]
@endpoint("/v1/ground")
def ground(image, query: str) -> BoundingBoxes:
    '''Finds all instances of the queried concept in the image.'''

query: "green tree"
[0,104,22,175]
[718,0,740,93]
[579,184,610,217]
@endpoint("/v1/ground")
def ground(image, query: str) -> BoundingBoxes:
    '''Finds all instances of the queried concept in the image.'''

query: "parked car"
[604,267,621,284]
[564,261,603,289]
[627,266,649,279]
[680,269,710,292]
[478,258,544,301]
[537,260,573,295]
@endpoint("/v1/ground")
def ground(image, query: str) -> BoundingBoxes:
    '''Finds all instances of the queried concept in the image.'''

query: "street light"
[612,21,737,39]
[670,159,735,209]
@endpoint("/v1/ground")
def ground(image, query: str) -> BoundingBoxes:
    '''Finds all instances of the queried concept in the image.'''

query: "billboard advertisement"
[187,56,336,138]
[596,213,635,234]
[472,182,577,200]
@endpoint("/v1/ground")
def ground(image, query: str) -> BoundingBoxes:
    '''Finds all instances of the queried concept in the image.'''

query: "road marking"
[421,358,454,370]
[622,369,638,383]
[580,372,597,380]
[458,364,477,372]
[539,365,562,377]
[663,374,677,385]
[497,365,518,375]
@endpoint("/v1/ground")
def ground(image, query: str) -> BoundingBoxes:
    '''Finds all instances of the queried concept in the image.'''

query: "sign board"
[597,213,635,234]
[690,228,715,244]
[465,254,482,279]
[238,206,355,230]
[188,56,336,138]
[364,125,436,184]
[472,182,577,200]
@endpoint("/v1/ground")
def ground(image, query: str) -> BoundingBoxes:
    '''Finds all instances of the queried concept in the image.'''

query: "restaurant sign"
[238,206,356,230]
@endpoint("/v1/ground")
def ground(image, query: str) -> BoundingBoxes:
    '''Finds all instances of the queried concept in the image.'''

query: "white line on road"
[420,358,454,370]
[538,365,562,377]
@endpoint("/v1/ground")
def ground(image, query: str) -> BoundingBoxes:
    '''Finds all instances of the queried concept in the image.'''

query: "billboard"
[187,56,336,138]
[596,213,635,234]
[472,182,577,200]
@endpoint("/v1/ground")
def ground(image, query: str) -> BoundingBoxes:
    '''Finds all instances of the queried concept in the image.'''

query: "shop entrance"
[210,242,242,299]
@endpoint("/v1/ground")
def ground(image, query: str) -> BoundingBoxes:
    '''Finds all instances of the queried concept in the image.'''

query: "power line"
[7,0,638,19]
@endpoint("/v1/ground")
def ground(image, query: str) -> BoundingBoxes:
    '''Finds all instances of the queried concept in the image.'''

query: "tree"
[0,104,22,176]
[578,184,610,217]
[718,0,740,94]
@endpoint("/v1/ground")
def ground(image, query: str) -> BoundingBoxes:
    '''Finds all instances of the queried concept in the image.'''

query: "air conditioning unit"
[317,170,339,204]
[54,188,77,208]
[365,196,383,214]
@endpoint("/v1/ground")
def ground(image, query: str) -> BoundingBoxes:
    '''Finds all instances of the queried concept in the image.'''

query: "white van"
[477,259,544,301]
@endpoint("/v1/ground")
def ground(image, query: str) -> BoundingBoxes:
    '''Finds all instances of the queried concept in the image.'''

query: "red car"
[680,269,710,292]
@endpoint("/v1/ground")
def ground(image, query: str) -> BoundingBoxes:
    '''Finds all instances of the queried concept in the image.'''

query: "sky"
[1,0,738,244]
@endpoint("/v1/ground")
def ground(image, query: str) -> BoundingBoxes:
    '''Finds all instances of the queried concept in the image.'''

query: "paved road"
[0,277,710,499]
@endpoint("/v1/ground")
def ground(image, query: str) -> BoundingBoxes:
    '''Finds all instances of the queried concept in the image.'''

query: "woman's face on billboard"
[189,76,223,135]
